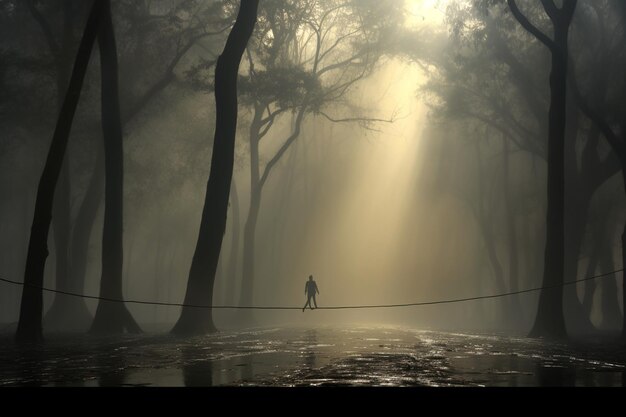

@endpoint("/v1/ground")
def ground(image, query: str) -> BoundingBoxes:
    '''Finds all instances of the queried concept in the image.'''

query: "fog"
[1,0,625,344]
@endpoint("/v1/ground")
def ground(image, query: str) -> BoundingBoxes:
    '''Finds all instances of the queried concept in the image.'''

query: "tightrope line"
[0,268,623,310]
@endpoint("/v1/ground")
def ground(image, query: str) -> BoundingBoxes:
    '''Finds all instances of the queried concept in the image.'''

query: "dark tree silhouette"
[426,2,620,334]
[25,1,98,332]
[25,0,75,330]
[571,67,626,339]
[566,1,626,338]
[15,0,105,344]
[508,0,577,339]
[90,0,140,334]
[171,0,260,335]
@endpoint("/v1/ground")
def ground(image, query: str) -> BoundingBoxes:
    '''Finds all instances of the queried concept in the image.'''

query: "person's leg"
[312,295,318,309]
[303,298,310,312]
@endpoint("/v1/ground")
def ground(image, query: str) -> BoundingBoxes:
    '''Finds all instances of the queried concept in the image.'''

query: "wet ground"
[0,325,624,387]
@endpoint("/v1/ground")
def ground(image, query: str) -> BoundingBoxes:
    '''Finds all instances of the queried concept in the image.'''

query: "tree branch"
[317,110,395,132]
[123,26,226,123]
[540,0,559,21]
[568,59,624,156]
[258,106,307,191]
[507,0,557,52]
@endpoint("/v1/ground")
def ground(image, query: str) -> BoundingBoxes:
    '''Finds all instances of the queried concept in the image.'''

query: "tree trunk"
[528,20,572,340]
[171,0,259,336]
[45,161,71,326]
[63,142,104,329]
[239,186,261,316]
[503,138,523,328]
[224,179,240,305]
[562,195,597,334]
[581,237,600,317]
[237,109,263,325]
[15,0,104,343]
[599,249,621,331]
[620,166,626,340]
[562,92,596,335]
[43,0,75,332]
[622,223,626,339]
[90,0,140,334]
[580,202,617,331]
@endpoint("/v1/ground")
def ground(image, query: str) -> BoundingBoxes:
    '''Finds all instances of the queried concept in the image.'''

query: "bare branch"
[317,50,369,76]
[317,110,395,132]
[123,24,228,123]
[258,106,307,191]
[317,28,361,65]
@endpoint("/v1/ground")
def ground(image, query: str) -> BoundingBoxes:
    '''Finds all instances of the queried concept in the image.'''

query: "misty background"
[0,0,624,337]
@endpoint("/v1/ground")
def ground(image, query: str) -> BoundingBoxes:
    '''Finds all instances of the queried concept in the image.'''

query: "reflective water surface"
[0,326,624,387]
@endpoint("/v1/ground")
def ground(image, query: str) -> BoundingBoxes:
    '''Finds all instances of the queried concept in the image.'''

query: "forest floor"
[0,325,624,386]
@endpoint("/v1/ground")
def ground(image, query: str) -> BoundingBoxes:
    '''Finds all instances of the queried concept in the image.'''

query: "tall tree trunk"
[45,162,71,325]
[562,91,597,335]
[620,166,626,340]
[90,0,140,334]
[503,138,523,329]
[510,1,578,339]
[473,140,507,327]
[171,0,259,336]
[15,0,104,343]
[237,108,263,325]
[481,224,508,328]
[44,0,75,332]
[621,221,626,339]
[224,179,240,305]
[63,142,104,328]
[239,186,261,312]
[581,233,601,318]
[528,43,568,338]
[562,194,598,334]
[599,248,621,331]
[580,202,618,331]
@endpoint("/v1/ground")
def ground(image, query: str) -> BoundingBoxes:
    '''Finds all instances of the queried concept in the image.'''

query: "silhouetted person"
[303,275,319,312]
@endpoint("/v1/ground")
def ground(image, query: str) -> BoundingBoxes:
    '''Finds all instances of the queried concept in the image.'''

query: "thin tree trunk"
[171,0,259,335]
[15,0,104,343]
[240,186,261,309]
[237,101,307,325]
[237,109,263,324]
[503,138,523,328]
[46,162,71,317]
[225,179,240,305]
[579,202,612,329]
[65,143,104,326]
[599,248,621,331]
[617,0,626,339]
[90,0,140,334]
[621,221,626,339]
[473,141,507,328]
[581,237,601,317]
